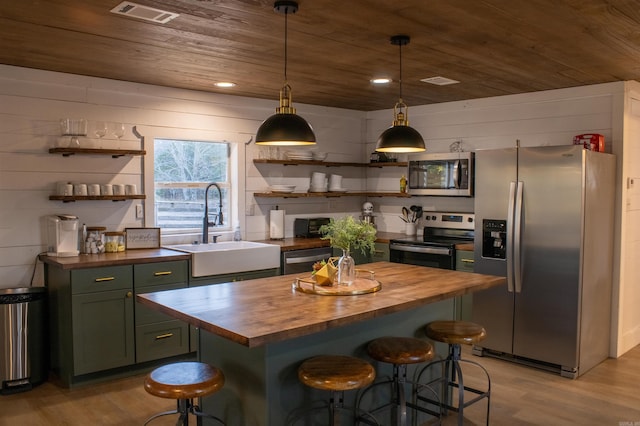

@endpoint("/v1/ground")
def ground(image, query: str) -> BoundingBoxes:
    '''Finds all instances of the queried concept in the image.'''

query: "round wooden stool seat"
[144,361,225,400]
[367,336,435,365]
[425,320,487,346]
[298,355,375,392]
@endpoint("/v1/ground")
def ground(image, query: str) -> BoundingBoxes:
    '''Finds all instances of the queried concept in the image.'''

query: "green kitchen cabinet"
[45,259,191,387]
[332,242,389,265]
[66,266,135,379]
[134,261,189,363]
[454,249,474,321]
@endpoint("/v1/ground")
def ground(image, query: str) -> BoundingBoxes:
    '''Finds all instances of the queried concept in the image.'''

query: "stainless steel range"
[389,212,475,270]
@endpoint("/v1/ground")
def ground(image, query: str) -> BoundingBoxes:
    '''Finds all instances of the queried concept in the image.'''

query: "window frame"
[139,126,246,245]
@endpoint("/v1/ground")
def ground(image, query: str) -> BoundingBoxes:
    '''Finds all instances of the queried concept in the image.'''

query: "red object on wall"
[573,134,605,152]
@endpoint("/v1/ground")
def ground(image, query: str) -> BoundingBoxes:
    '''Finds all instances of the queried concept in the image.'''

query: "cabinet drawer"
[71,266,132,294]
[136,321,190,363]
[135,282,187,326]
[455,250,475,273]
[134,261,188,287]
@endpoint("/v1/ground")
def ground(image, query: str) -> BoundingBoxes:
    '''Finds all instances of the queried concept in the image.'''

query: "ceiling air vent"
[420,76,460,86]
[110,2,179,24]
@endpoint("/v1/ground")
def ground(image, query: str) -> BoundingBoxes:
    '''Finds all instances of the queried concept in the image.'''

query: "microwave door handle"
[506,181,517,293]
[453,160,460,189]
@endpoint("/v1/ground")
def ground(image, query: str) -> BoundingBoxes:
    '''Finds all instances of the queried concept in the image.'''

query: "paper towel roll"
[270,209,285,240]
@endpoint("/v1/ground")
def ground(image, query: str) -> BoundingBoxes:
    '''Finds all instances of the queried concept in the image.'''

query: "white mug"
[57,181,73,196]
[101,184,113,196]
[73,183,88,196]
[125,184,137,195]
[88,184,101,196]
[113,184,126,195]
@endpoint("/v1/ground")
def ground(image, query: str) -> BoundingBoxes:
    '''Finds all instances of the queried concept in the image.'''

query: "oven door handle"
[284,253,331,264]
[389,243,452,256]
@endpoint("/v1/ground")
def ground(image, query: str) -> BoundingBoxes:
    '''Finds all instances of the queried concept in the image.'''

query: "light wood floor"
[2,345,639,425]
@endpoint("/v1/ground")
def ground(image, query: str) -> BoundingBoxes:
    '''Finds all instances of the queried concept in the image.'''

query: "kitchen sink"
[164,241,280,277]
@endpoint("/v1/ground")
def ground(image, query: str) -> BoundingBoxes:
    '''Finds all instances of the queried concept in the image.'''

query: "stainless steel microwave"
[407,152,474,196]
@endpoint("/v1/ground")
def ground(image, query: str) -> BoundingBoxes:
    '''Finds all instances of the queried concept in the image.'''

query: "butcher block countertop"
[137,261,504,348]
[39,248,190,270]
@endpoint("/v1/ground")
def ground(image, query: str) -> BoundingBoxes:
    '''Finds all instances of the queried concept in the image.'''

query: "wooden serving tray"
[292,269,381,296]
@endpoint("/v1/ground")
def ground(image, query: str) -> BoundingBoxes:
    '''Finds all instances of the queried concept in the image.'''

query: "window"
[154,138,230,234]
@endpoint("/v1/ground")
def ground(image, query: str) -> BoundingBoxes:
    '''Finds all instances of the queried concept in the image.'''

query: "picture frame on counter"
[125,227,161,249]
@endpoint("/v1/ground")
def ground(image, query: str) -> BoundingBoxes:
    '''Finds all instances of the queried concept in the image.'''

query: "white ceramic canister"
[101,184,113,196]
[125,184,137,195]
[73,183,88,196]
[112,184,125,195]
[88,184,101,196]
[57,181,73,196]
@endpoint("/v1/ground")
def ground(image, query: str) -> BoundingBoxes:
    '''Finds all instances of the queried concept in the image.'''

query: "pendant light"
[375,35,426,153]
[255,1,316,146]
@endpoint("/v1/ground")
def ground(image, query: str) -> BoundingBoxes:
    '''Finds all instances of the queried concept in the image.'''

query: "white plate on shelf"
[269,185,296,193]
[328,188,348,193]
[308,186,328,193]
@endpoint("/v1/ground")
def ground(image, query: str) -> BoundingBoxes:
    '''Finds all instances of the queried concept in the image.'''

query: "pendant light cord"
[283,10,288,83]
[398,41,403,101]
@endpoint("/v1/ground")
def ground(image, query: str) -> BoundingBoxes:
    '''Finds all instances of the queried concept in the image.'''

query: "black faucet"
[202,182,223,244]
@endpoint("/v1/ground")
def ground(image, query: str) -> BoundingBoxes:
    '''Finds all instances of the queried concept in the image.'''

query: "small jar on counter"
[86,226,106,254]
[104,231,126,253]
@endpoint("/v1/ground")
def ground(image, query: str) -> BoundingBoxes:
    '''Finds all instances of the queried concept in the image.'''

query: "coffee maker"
[46,215,79,257]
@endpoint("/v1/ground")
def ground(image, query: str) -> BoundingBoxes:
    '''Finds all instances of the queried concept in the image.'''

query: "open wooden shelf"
[49,148,146,158]
[49,195,146,203]
[253,159,407,167]
[254,191,410,198]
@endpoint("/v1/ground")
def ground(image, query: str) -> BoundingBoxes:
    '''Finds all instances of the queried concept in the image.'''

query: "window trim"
[139,126,246,245]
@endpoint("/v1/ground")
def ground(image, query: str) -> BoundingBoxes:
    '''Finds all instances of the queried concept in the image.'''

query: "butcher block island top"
[137,261,505,348]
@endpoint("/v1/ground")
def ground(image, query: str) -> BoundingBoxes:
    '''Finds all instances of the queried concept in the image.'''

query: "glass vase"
[337,249,356,286]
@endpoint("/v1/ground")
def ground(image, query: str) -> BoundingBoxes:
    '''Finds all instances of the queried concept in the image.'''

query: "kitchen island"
[137,261,505,425]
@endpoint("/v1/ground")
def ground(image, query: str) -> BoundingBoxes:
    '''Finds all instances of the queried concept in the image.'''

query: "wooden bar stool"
[293,355,376,425]
[143,361,226,425]
[355,336,440,426]
[414,321,491,426]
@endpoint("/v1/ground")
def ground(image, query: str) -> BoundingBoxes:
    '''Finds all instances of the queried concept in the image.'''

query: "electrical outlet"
[136,204,144,219]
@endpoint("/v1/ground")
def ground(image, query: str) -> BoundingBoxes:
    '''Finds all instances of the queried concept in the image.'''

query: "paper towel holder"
[270,206,285,240]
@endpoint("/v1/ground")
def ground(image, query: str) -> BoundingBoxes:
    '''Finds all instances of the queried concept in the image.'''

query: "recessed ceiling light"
[371,78,392,84]
[214,82,236,88]
[420,76,460,86]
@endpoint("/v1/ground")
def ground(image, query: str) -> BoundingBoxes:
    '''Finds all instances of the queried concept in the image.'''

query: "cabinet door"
[454,250,474,321]
[372,242,390,262]
[72,288,134,375]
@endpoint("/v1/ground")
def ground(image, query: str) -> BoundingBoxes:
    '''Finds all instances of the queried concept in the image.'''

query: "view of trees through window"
[154,139,230,233]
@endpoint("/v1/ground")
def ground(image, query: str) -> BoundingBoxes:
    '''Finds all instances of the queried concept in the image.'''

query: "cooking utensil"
[410,205,421,222]
[401,206,410,222]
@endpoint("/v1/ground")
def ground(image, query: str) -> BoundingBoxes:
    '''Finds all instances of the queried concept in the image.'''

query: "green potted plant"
[319,216,376,285]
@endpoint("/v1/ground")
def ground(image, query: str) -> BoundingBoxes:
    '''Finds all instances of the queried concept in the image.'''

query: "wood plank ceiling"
[1,0,640,111]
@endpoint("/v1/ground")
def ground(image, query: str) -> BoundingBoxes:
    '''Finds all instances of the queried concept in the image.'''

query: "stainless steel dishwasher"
[281,247,333,275]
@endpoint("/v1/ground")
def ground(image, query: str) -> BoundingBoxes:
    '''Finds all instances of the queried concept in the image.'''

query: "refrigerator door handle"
[506,181,516,292]
[514,180,524,293]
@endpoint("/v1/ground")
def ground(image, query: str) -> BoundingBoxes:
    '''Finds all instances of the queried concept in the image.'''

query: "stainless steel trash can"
[0,287,47,394]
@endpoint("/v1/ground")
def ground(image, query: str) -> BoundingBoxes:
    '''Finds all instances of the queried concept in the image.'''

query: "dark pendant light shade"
[375,35,426,153]
[256,1,316,146]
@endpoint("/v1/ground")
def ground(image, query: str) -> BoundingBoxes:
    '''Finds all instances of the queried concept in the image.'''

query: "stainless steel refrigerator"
[472,144,615,378]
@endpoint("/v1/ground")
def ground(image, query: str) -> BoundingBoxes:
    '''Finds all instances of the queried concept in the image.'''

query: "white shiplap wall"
[0,65,366,289]
[1,64,637,357]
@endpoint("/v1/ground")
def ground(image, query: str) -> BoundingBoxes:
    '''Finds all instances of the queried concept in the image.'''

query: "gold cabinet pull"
[155,333,173,340]
[126,291,133,298]
[154,271,172,276]
[94,277,115,282]
[461,258,475,264]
